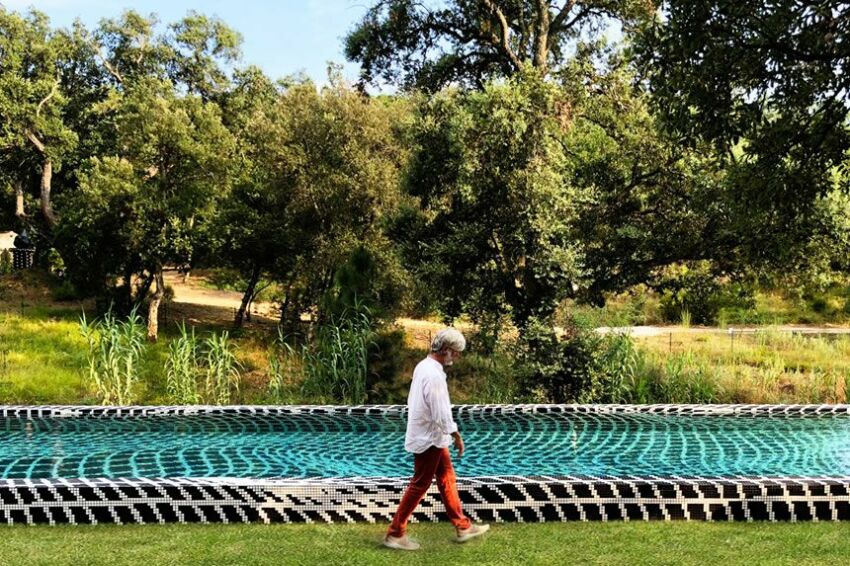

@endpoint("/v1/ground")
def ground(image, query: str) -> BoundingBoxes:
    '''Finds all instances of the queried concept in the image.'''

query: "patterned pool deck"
[2,404,850,525]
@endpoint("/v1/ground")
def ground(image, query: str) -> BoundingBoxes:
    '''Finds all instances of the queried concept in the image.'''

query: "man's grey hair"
[431,328,466,353]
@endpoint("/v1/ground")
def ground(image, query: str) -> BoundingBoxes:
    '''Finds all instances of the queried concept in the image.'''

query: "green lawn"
[3,522,850,565]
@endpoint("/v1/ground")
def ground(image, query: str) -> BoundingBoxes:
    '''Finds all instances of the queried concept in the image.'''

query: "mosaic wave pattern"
[3,406,850,480]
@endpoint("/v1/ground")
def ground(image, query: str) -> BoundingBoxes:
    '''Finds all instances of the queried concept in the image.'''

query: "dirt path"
[597,325,850,337]
[166,271,850,336]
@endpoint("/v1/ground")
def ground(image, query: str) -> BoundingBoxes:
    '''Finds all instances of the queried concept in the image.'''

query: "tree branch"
[482,0,523,71]
[25,130,45,154]
[36,80,60,119]
[549,0,576,33]
[90,40,125,83]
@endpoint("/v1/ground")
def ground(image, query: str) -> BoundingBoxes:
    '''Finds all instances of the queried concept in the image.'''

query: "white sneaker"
[455,524,490,543]
[383,534,420,551]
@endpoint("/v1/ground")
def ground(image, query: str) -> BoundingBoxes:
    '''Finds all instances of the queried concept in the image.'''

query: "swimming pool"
[4,407,850,479]
[2,405,850,524]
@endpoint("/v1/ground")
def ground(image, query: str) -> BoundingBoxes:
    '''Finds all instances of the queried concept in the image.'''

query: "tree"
[0,8,79,231]
[117,80,233,340]
[558,46,729,302]
[398,69,581,330]
[635,1,850,213]
[216,75,409,330]
[345,0,653,91]
[213,67,288,327]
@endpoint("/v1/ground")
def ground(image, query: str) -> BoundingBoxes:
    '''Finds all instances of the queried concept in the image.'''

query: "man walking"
[383,328,490,551]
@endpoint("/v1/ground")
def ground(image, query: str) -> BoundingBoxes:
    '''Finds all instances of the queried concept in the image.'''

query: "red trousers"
[387,446,472,537]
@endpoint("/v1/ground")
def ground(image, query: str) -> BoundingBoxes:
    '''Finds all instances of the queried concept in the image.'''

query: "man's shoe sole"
[455,524,490,543]
[383,539,420,551]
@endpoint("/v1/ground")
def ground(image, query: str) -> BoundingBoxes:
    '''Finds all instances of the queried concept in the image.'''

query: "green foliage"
[655,263,756,325]
[202,331,240,405]
[636,1,850,226]
[345,0,652,91]
[0,250,11,276]
[365,327,408,403]
[79,307,146,405]
[402,69,581,329]
[50,280,80,302]
[213,76,410,328]
[517,317,637,403]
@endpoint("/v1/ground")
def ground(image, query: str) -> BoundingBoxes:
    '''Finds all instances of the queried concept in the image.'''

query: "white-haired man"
[383,328,490,551]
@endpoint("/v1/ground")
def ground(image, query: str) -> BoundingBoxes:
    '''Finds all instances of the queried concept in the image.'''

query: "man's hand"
[452,432,464,457]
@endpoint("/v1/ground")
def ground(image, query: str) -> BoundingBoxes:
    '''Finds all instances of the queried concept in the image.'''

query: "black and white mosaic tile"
[2,475,850,525]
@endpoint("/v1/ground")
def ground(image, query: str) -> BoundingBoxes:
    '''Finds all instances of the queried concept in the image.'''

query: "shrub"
[51,280,80,302]
[658,263,755,325]
[366,327,408,403]
[516,317,640,404]
[0,250,11,276]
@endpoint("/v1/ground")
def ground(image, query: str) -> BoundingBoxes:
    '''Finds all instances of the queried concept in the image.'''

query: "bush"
[658,263,755,325]
[50,280,80,302]
[516,317,640,403]
[366,327,408,403]
[0,250,11,276]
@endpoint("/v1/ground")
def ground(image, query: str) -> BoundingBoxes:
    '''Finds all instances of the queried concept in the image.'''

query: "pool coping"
[3,404,850,525]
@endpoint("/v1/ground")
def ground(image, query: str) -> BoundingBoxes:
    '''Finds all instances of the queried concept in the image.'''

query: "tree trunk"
[533,0,550,70]
[14,180,25,219]
[135,271,155,305]
[234,264,261,328]
[279,272,297,325]
[40,158,57,228]
[147,269,164,341]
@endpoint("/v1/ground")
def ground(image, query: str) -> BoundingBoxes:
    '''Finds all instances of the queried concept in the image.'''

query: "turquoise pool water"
[2,411,850,479]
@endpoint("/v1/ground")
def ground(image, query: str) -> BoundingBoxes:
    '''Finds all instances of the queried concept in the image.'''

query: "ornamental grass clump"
[79,308,145,405]
[299,306,375,405]
[267,326,302,403]
[164,323,241,405]
[165,322,200,404]
[203,331,240,405]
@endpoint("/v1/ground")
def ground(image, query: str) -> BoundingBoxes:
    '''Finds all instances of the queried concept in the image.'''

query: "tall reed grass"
[203,331,240,405]
[79,308,145,405]
[165,323,199,404]
[268,307,375,404]
[164,322,241,405]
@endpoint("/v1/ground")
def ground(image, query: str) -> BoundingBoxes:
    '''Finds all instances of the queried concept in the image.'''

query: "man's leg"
[386,447,441,538]
[434,447,472,532]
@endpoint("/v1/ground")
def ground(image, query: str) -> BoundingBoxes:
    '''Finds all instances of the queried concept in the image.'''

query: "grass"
[562,282,850,328]
[638,330,850,403]
[0,308,91,404]
[3,522,850,565]
[2,270,849,406]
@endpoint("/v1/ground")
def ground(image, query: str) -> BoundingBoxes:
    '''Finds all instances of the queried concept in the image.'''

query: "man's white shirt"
[404,356,458,454]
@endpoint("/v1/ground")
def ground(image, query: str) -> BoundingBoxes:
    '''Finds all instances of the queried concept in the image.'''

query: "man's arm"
[425,375,463,456]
